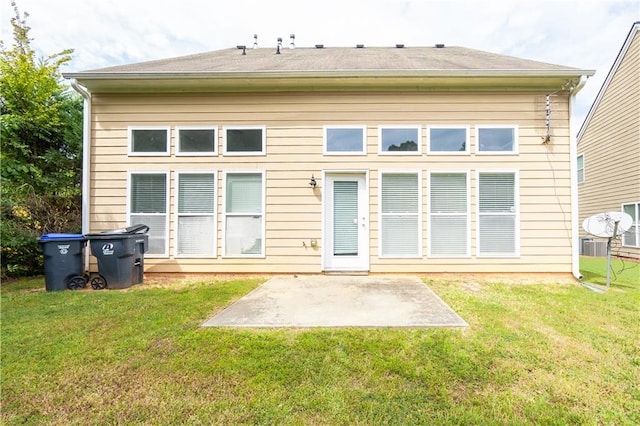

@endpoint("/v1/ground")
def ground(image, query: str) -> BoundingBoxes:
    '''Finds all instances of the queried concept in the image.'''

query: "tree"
[1,1,83,277]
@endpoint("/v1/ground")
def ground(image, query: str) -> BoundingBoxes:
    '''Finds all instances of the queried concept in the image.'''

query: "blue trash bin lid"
[39,233,85,241]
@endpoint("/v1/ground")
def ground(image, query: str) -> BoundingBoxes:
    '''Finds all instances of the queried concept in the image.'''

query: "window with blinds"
[380,172,420,257]
[224,172,264,257]
[478,172,518,256]
[176,172,216,257]
[622,203,639,248]
[429,172,469,257]
[129,172,168,256]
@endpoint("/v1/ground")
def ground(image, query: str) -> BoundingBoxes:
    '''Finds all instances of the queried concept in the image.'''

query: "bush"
[0,216,42,279]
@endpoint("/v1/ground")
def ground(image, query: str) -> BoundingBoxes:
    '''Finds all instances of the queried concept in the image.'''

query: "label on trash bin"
[101,243,114,255]
[57,244,70,255]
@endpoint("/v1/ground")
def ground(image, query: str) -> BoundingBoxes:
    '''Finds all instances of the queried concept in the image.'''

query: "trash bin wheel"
[90,275,107,290]
[67,275,87,290]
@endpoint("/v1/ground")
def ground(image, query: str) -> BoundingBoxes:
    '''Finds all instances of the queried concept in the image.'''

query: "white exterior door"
[324,173,369,271]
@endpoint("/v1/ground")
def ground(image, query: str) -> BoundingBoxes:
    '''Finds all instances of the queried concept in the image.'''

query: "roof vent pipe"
[237,45,247,55]
[289,34,295,49]
[253,34,258,49]
[276,37,282,54]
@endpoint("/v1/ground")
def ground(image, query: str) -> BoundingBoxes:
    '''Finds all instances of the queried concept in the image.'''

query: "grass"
[1,258,638,425]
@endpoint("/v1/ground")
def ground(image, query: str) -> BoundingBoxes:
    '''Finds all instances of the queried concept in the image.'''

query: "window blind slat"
[333,181,358,255]
[478,172,517,256]
[178,174,215,214]
[381,173,419,256]
[131,174,166,213]
[226,174,262,213]
[430,173,468,256]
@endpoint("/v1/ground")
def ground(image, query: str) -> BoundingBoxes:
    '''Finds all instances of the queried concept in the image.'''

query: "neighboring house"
[577,22,640,260]
[64,42,594,275]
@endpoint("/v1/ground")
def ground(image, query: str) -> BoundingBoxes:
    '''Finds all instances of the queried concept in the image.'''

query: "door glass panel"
[333,181,358,256]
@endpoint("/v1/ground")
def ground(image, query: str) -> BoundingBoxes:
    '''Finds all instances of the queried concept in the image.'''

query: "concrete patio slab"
[202,275,468,328]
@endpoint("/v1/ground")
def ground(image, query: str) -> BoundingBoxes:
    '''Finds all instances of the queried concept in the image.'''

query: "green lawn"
[1,258,638,425]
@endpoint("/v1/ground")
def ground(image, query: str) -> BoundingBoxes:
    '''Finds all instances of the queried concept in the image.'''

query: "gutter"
[569,75,589,280]
[64,68,596,80]
[69,79,91,273]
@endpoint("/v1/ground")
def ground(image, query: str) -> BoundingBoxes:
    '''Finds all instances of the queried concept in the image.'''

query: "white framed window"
[222,171,265,257]
[324,125,367,155]
[476,125,518,154]
[429,172,470,257]
[176,126,217,155]
[175,172,216,258]
[378,125,421,154]
[223,126,266,156]
[128,171,170,257]
[477,171,519,257]
[622,202,639,248]
[577,154,585,184]
[427,126,470,154]
[128,126,170,156]
[379,171,422,258]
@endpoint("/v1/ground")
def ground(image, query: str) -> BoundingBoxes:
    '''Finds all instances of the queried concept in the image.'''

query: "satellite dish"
[582,211,633,238]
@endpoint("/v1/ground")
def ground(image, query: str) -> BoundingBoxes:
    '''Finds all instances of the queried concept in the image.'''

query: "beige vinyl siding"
[578,30,640,259]
[89,91,573,273]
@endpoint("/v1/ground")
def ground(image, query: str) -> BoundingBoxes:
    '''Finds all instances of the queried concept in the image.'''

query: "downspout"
[569,75,588,280]
[69,79,91,273]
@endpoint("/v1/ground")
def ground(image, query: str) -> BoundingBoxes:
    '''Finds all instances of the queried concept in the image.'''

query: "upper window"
[428,126,469,154]
[324,126,366,155]
[128,172,169,257]
[477,171,519,257]
[429,172,470,257]
[379,172,421,258]
[577,154,585,184]
[223,126,266,155]
[176,172,216,257]
[622,203,639,248]
[128,127,170,155]
[476,126,518,154]
[177,127,217,155]
[378,126,421,154]
[223,172,265,257]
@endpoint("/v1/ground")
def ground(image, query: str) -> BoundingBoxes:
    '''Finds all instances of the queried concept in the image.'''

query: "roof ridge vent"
[315,44,324,49]
[395,44,405,48]
[435,43,445,48]
[356,44,364,48]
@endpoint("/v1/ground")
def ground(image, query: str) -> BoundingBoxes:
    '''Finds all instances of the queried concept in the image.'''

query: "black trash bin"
[86,225,149,290]
[38,234,87,291]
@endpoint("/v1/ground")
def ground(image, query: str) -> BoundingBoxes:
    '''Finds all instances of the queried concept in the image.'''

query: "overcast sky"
[1,0,638,132]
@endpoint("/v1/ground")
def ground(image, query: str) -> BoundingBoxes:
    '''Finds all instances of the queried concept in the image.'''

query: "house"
[64,41,594,276]
[577,22,640,260]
